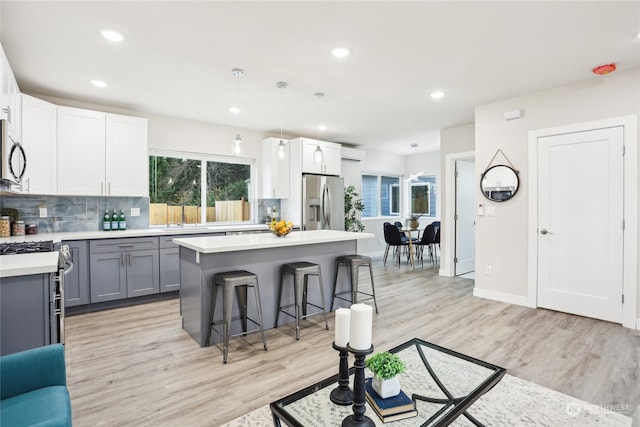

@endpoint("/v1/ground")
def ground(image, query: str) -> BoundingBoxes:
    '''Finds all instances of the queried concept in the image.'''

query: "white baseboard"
[473,287,530,307]
[361,250,386,258]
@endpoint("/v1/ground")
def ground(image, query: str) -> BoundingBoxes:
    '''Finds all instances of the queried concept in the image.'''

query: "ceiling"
[1,1,638,155]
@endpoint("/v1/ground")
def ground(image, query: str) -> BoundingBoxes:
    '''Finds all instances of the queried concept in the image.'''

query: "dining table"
[400,227,421,268]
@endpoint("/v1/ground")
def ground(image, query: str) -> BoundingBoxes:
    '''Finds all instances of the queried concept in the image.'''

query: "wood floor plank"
[64,258,640,426]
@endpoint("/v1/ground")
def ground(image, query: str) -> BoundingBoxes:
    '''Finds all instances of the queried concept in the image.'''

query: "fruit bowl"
[269,219,293,237]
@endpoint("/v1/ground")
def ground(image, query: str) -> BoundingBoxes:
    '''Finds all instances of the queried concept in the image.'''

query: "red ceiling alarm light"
[592,63,617,75]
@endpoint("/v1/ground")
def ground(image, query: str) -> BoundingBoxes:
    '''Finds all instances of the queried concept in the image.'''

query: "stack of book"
[365,378,418,423]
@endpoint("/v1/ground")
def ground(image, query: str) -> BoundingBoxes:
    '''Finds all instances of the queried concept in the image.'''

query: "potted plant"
[408,214,423,229]
[344,185,365,232]
[365,351,406,398]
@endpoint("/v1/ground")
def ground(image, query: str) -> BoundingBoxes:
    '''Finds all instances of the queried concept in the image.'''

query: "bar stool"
[331,255,379,313]
[275,262,329,340]
[208,270,267,363]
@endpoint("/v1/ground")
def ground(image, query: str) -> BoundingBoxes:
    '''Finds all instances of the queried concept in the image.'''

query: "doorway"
[443,151,475,278]
[455,160,475,276]
[528,116,637,328]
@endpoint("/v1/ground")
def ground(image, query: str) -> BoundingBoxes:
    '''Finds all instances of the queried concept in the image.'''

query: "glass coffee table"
[270,338,506,426]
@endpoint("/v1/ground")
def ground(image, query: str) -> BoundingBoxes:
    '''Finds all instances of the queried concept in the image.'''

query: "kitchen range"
[0,240,72,355]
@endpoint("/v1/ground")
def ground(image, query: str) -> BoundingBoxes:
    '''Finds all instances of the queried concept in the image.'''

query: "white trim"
[528,115,638,328]
[443,151,475,277]
[473,287,529,307]
[362,250,386,258]
[636,318,640,331]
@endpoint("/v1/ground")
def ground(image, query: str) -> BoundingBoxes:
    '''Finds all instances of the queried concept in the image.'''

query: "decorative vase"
[409,220,419,229]
[371,375,401,399]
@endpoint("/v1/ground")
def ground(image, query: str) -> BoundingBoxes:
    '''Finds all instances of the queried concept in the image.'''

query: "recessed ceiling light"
[430,90,445,99]
[410,143,418,148]
[635,31,640,39]
[100,29,124,42]
[229,107,240,114]
[91,79,108,88]
[318,124,327,131]
[331,47,351,58]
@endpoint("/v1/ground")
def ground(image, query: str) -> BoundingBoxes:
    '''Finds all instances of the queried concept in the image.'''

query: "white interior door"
[537,126,624,323]
[455,160,475,275]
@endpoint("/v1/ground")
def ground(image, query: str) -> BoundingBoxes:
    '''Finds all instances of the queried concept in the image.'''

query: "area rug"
[221,374,632,426]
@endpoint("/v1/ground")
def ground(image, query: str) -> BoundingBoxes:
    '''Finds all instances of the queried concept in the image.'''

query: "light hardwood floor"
[65,258,640,426]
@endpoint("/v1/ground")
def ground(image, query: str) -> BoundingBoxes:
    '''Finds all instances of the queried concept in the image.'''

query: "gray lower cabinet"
[62,240,90,307]
[158,233,223,292]
[89,237,159,303]
[159,247,180,292]
[1,273,54,355]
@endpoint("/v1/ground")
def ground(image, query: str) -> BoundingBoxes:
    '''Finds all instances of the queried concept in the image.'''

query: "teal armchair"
[0,344,72,426]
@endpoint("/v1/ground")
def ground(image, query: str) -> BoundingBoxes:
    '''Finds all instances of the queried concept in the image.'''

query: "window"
[149,150,253,226]
[362,174,400,218]
[410,176,436,217]
[390,184,400,215]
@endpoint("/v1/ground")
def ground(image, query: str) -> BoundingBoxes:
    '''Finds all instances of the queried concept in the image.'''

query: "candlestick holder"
[342,344,375,427]
[330,341,353,406]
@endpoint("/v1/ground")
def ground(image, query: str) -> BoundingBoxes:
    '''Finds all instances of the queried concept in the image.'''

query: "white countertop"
[0,252,60,278]
[174,230,374,254]
[0,223,269,244]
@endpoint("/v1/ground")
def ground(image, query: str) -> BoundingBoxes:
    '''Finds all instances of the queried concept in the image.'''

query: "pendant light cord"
[280,86,284,139]
[315,92,324,144]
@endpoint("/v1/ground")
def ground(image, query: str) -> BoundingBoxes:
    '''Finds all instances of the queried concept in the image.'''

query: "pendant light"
[276,81,287,160]
[231,68,244,155]
[313,92,324,164]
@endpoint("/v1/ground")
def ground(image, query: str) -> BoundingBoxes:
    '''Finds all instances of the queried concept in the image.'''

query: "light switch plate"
[130,208,140,217]
[39,207,47,218]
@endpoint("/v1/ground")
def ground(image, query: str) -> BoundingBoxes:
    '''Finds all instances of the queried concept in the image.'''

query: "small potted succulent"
[408,214,423,229]
[365,351,406,398]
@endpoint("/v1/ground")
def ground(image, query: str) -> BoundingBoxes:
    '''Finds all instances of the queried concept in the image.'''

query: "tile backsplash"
[0,194,150,233]
[1,195,282,233]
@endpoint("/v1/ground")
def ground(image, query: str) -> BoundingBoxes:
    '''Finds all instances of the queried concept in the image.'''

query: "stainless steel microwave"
[1,119,26,186]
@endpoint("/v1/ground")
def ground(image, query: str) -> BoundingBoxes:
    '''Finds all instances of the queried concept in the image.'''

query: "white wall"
[474,68,640,312]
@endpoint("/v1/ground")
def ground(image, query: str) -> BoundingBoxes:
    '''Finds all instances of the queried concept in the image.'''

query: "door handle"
[325,185,331,228]
[540,228,554,235]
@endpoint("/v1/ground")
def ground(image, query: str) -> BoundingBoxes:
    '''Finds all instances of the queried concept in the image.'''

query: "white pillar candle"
[348,303,373,350]
[334,308,350,348]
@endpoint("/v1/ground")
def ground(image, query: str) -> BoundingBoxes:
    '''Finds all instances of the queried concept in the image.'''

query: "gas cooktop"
[0,240,55,255]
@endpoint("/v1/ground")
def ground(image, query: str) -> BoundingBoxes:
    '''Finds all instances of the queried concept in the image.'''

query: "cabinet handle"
[128,252,131,266]
[119,244,135,248]
[101,182,104,195]
[120,253,124,267]
[2,107,10,122]
[26,178,30,193]
[108,182,111,195]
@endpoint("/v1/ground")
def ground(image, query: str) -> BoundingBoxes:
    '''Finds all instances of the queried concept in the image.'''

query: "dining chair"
[383,223,409,267]
[415,223,437,267]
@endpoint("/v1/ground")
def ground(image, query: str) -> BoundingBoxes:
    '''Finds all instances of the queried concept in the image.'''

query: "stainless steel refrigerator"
[302,174,345,231]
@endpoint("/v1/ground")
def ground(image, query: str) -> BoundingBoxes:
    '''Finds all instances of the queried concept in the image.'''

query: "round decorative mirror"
[480,165,519,202]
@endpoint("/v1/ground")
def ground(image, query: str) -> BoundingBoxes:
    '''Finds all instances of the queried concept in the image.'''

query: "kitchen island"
[174,230,374,347]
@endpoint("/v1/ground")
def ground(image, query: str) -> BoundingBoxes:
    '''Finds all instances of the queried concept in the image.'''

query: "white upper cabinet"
[57,106,106,195]
[298,137,341,176]
[20,94,57,194]
[105,113,149,197]
[1,46,22,143]
[57,106,148,197]
[260,137,290,199]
